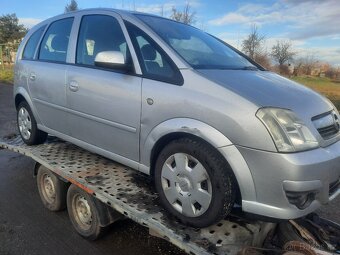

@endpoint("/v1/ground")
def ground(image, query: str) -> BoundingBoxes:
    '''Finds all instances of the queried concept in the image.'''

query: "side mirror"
[94,51,130,71]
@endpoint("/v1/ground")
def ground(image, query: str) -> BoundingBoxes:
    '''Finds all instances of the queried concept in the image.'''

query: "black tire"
[37,165,68,211]
[17,101,47,145]
[154,137,236,228]
[67,184,105,240]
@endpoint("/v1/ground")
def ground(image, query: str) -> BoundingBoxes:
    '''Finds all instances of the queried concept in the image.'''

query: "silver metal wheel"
[41,173,56,204]
[161,153,212,217]
[72,194,93,231]
[18,107,32,140]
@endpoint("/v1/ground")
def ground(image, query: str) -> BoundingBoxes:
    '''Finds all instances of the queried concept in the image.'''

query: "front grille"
[313,111,340,140]
[318,124,339,139]
[329,179,340,196]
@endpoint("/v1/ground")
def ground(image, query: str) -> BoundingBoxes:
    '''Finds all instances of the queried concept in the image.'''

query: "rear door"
[65,14,142,162]
[28,17,74,134]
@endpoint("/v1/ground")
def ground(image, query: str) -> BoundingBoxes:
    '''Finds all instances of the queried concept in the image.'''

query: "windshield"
[136,14,257,70]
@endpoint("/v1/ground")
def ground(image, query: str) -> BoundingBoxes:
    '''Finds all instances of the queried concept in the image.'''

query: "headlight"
[257,108,319,152]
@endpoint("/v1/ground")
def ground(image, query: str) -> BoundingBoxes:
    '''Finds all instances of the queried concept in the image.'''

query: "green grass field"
[0,66,14,84]
[291,76,340,110]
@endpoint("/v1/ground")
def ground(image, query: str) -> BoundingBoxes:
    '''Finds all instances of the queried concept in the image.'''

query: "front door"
[66,14,142,162]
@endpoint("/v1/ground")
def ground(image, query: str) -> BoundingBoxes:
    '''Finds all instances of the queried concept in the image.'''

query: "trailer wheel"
[67,184,104,240]
[37,165,68,211]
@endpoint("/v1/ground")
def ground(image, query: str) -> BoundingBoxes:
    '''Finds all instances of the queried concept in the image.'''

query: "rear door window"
[38,18,74,63]
[22,26,46,60]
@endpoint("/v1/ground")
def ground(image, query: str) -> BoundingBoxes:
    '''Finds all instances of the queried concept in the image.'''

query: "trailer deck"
[0,135,272,255]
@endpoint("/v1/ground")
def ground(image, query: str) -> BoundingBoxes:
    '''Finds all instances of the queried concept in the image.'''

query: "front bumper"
[219,140,340,219]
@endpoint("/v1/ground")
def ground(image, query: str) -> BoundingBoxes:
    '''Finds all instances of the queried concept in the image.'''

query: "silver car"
[14,9,340,228]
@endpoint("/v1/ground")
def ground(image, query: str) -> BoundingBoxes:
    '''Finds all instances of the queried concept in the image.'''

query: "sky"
[1,0,340,66]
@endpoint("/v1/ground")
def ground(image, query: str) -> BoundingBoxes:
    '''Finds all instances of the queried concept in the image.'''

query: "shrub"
[0,66,14,84]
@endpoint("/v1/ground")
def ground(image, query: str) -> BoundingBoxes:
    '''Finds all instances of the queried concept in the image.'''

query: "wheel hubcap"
[177,175,192,193]
[73,195,92,230]
[41,174,56,204]
[161,153,212,217]
[18,107,32,140]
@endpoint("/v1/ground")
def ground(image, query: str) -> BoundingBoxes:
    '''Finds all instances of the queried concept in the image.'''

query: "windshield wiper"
[241,66,258,71]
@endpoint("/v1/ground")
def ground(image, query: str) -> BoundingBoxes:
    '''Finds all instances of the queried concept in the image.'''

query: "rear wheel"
[17,101,47,145]
[154,137,236,228]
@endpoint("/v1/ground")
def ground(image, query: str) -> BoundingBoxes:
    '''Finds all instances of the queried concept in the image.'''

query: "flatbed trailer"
[1,135,339,255]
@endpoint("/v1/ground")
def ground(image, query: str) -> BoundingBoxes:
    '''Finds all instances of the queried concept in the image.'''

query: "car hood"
[198,69,333,118]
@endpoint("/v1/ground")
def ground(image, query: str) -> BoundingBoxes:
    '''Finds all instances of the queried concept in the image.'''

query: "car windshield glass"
[136,14,257,70]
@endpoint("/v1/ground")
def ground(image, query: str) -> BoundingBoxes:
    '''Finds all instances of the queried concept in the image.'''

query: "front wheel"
[17,101,47,145]
[154,138,236,228]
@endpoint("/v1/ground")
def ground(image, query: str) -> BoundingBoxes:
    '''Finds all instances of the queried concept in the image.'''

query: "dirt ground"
[0,82,339,254]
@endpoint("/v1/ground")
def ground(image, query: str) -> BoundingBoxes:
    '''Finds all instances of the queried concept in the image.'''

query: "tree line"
[241,24,338,78]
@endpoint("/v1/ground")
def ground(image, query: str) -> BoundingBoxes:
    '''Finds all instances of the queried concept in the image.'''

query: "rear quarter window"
[22,26,46,60]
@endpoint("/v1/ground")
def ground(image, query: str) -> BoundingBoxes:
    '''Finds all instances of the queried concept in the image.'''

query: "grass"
[0,66,14,84]
[290,76,340,110]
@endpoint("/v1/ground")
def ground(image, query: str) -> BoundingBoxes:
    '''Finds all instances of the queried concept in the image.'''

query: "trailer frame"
[0,135,276,255]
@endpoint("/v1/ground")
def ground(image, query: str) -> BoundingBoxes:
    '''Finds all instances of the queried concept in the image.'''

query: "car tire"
[17,101,47,145]
[154,137,236,228]
[37,165,68,211]
[67,184,105,240]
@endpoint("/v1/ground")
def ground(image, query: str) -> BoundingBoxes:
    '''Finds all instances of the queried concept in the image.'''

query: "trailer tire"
[37,165,67,211]
[67,184,105,240]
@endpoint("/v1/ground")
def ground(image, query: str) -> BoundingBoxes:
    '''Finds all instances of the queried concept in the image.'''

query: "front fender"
[140,118,232,171]
[139,118,257,203]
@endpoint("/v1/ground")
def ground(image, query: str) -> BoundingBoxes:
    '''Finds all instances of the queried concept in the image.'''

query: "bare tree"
[170,3,196,24]
[325,66,338,79]
[65,0,79,13]
[241,25,265,61]
[301,53,317,75]
[271,40,296,66]
[292,58,304,76]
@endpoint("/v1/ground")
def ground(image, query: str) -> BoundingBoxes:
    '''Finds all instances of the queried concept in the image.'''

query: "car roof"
[68,8,157,17]
[45,8,159,23]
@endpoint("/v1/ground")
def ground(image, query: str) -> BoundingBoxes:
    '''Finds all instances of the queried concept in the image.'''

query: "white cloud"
[295,47,340,67]
[210,13,249,26]
[135,3,174,15]
[19,18,42,28]
[209,0,340,40]
[115,0,201,16]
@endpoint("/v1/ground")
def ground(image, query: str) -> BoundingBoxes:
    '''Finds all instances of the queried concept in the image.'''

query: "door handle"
[69,81,79,92]
[29,73,36,81]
